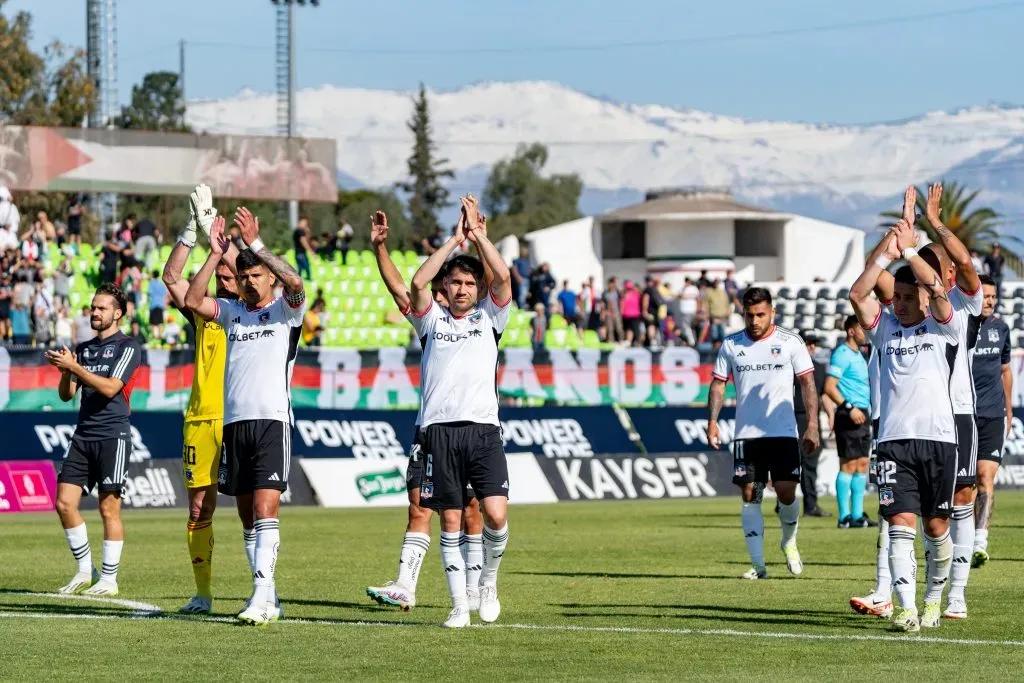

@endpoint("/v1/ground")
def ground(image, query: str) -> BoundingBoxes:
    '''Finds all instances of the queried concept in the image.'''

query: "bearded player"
[162,184,242,614]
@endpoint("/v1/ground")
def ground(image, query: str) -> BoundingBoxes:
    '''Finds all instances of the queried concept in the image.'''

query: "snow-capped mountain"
[186,81,1024,236]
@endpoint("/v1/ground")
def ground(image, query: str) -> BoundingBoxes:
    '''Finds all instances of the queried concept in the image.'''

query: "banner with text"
[0,347,734,412]
[627,407,737,453]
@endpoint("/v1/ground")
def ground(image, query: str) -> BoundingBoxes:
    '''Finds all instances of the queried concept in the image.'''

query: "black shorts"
[732,437,801,486]
[149,307,164,327]
[955,413,978,487]
[976,416,1006,464]
[219,419,290,496]
[869,418,881,484]
[57,434,132,495]
[407,428,475,503]
[875,439,957,518]
[834,409,872,461]
[418,422,507,510]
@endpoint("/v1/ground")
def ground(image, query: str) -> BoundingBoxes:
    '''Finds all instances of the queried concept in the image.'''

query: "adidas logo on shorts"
[268,473,280,481]
[103,477,113,484]
[958,469,968,477]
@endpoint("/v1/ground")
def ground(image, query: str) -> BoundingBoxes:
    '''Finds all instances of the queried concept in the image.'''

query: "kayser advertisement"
[4,407,1024,511]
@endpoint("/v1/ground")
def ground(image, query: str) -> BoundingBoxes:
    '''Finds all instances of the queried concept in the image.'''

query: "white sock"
[396,532,430,592]
[463,533,483,593]
[777,500,799,548]
[949,505,974,601]
[253,518,280,605]
[64,523,93,575]
[888,525,917,609]
[874,518,892,599]
[440,531,467,609]
[481,525,508,587]
[923,530,953,603]
[100,540,123,582]
[741,503,765,569]
[243,528,256,574]
[975,528,989,553]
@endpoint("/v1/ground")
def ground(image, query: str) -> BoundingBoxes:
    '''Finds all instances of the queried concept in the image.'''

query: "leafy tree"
[397,84,453,241]
[0,2,94,127]
[879,180,1022,275]
[114,71,188,132]
[336,189,413,251]
[482,143,582,241]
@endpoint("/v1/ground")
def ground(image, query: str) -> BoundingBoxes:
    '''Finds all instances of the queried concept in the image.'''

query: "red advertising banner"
[0,461,58,513]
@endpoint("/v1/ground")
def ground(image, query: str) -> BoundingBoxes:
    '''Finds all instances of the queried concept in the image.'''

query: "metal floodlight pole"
[287,0,298,231]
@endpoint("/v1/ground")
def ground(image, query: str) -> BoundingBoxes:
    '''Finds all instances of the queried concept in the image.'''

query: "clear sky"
[10,0,1024,124]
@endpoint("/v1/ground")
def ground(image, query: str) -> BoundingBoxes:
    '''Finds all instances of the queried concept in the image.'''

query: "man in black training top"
[46,283,142,597]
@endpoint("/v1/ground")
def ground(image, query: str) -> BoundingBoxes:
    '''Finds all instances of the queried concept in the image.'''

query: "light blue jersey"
[828,343,871,410]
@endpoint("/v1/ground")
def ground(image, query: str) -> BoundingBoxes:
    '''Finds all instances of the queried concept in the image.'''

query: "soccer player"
[407,195,512,628]
[184,208,306,625]
[970,274,1012,567]
[708,287,819,580]
[161,185,240,614]
[46,283,142,596]
[850,218,961,632]
[824,315,874,528]
[363,210,487,611]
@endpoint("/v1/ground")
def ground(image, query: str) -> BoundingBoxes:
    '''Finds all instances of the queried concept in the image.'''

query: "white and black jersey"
[866,309,963,445]
[214,295,305,425]
[712,326,814,440]
[948,285,984,416]
[408,293,512,428]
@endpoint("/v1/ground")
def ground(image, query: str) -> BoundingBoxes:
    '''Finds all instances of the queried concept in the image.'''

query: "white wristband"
[874,255,892,270]
[247,238,265,253]
[902,246,918,260]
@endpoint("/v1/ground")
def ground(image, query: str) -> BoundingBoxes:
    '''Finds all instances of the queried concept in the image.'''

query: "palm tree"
[878,180,1023,276]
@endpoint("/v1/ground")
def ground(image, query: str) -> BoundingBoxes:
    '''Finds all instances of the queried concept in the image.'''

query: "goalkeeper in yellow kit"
[162,185,241,614]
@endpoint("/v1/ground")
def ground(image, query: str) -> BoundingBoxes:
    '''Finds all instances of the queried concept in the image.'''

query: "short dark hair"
[893,265,916,285]
[95,282,128,314]
[741,287,772,309]
[843,314,860,332]
[151,270,160,279]
[979,273,997,288]
[235,249,263,273]
[432,261,450,291]
[920,248,942,276]
[446,254,484,284]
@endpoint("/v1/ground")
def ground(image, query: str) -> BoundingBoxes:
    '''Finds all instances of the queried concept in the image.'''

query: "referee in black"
[794,332,830,517]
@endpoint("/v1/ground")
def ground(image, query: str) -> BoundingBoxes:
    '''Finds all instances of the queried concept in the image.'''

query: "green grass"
[3,495,1024,681]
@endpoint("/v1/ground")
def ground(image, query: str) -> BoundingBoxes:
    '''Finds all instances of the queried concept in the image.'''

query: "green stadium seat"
[80,243,95,259]
[349,312,364,326]
[549,315,568,330]
[370,328,385,345]
[582,330,601,348]
[329,265,343,279]
[329,312,347,328]
[314,263,328,280]
[545,330,567,348]
[389,250,405,267]
[403,250,418,265]
[358,250,375,266]
[366,281,383,296]
[324,328,340,345]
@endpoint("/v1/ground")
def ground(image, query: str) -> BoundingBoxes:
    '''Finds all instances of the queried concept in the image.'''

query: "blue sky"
[11,0,1024,124]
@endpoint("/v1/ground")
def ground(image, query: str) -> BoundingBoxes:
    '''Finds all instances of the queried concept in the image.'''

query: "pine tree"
[398,83,454,241]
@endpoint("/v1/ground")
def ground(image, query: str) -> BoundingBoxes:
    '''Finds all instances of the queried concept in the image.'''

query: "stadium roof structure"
[598,187,792,223]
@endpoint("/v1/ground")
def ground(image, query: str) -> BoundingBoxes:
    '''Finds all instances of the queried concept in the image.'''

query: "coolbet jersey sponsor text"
[213,295,305,425]
[73,331,143,440]
[971,314,1011,419]
[408,292,512,428]
[182,310,227,422]
[948,285,984,415]
[866,308,963,444]
[712,326,814,440]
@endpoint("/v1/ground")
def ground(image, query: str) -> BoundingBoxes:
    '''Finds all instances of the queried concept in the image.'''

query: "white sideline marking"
[2,593,1023,647]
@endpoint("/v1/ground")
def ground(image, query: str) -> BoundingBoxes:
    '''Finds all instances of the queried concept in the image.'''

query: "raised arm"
[370,210,411,312]
[874,187,918,303]
[894,219,952,322]
[850,233,899,328]
[183,216,229,321]
[235,207,304,298]
[463,196,511,303]
[162,240,192,309]
[411,213,465,313]
[473,214,496,291]
[707,378,727,449]
[926,183,979,293]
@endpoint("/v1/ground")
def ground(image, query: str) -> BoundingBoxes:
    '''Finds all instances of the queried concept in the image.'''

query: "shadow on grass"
[554,602,881,630]
[513,570,854,582]
[721,560,876,568]
[153,596,389,612]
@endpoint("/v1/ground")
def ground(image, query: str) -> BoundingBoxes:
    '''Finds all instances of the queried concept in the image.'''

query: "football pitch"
[3,496,1024,681]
